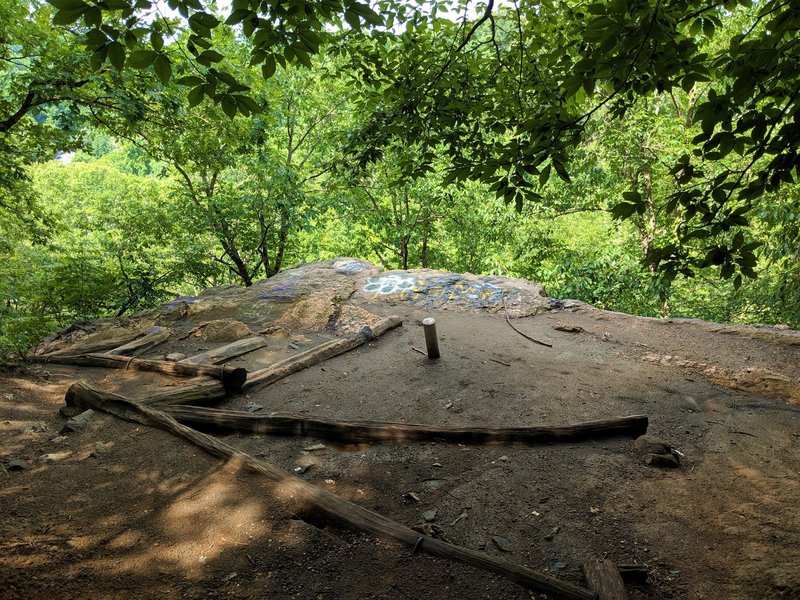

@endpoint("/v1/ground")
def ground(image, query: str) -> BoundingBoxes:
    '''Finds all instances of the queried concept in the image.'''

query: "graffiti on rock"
[417,275,504,308]
[363,275,416,295]
[362,273,505,308]
[257,282,301,303]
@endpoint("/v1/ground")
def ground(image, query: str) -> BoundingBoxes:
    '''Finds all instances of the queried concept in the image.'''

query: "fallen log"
[180,336,269,365]
[161,406,649,445]
[245,315,402,389]
[145,379,227,407]
[106,328,171,356]
[30,353,247,392]
[582,559,629,600]
[65,381,593,600]
[40,329,144,357]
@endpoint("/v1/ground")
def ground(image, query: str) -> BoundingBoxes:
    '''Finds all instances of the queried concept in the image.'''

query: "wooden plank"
[582,559,629,600]
[64,381,594,600]
[29,353,247,392]
[106,329,171,356]
[245,315,402,389]
[161,405,649,445]
[179,336,268,365]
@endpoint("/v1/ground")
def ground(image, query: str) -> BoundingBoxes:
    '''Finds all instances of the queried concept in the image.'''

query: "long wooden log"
[106,329,171,356]
[29,352,247,392]
[144,379,227,407]
[180,336,269,365]
[40,329,145,357]
[64,381,593,600]
[245,315,402,389]
[162,405,649,445]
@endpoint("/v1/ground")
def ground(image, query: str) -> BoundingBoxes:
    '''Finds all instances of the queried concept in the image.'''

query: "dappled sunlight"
[74,457,272,579]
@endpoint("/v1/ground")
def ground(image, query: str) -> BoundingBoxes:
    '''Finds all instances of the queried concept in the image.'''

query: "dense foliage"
[1,0,798,361]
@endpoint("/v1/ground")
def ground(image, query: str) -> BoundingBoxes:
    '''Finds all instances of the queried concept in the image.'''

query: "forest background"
[1,0,799,361]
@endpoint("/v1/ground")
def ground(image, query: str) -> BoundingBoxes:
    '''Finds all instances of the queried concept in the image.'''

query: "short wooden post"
[422,318,440,359]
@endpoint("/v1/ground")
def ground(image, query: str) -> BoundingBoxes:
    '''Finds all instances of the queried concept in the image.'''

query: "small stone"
[21,422,48,434]
[544,526,560,541]
[303,443,326,452]
[3,393,14,400]
[165,353,187,362]
[403,491,421,504]
[50,435,68,444]
[645,453,680,468]
[432,462,443,468]
[293,464,313,474]
[444,401,453,410]
[551,562,568,572]
[423,509,438,522]
[491,536,511,552]
[498,455,509,462]
[60,409,94,434]
[245,402,264,413]
[91,442,112,458]
[634,435,672,455]
[7,458,29,471]
[59,405,84,418]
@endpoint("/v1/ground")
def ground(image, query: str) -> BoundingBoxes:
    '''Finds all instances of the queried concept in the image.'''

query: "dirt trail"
[2,261,799,600]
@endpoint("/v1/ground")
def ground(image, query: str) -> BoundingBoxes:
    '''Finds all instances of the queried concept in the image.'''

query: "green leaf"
[84,6,101,27]
[221,94,237,119]
[235,95,261,115]
[153,53,171,84]
[127,49,157,68]
[48,0,88,10]
[198,50,224,64]
[107,41,126,70]
[187,85,204,108]
[177,75,205,86]
[52,7,86,25]
[261,55,276,79]
[150,30,163,51]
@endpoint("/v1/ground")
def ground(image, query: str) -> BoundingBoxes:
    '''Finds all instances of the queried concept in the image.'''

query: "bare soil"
[2,301,799,600]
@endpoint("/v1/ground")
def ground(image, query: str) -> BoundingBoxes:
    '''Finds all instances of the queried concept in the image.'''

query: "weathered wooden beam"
[161,405,649,445]
[30,352,247,392]
[64,381,594,600]
[144,379,227,407]
[582,559,629,600]
[180,336,269,365]
[245,315,402,390]
[39,329,144,357]
[106,328,171,356]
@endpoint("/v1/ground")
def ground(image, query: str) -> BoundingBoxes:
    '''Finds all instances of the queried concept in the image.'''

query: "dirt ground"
[1,299,799,600]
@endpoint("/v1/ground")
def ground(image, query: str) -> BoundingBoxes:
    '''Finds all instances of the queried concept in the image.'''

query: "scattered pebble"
[545,526,560,541]
[423,509,438,522]
[91,442,112,458]
[491,536,511,552]
[165,353,186,362]
[551,561,568,572]
[60,410,94,434]
[498,455,509,462]
[21,422,48,434]
[245,403,264,413]
[403,491,421,504]
[293,464,314,474]
[303,443,326,452]
[7,458,29,471]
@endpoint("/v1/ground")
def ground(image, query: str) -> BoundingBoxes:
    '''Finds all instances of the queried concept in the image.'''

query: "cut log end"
[221,366,248,393]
